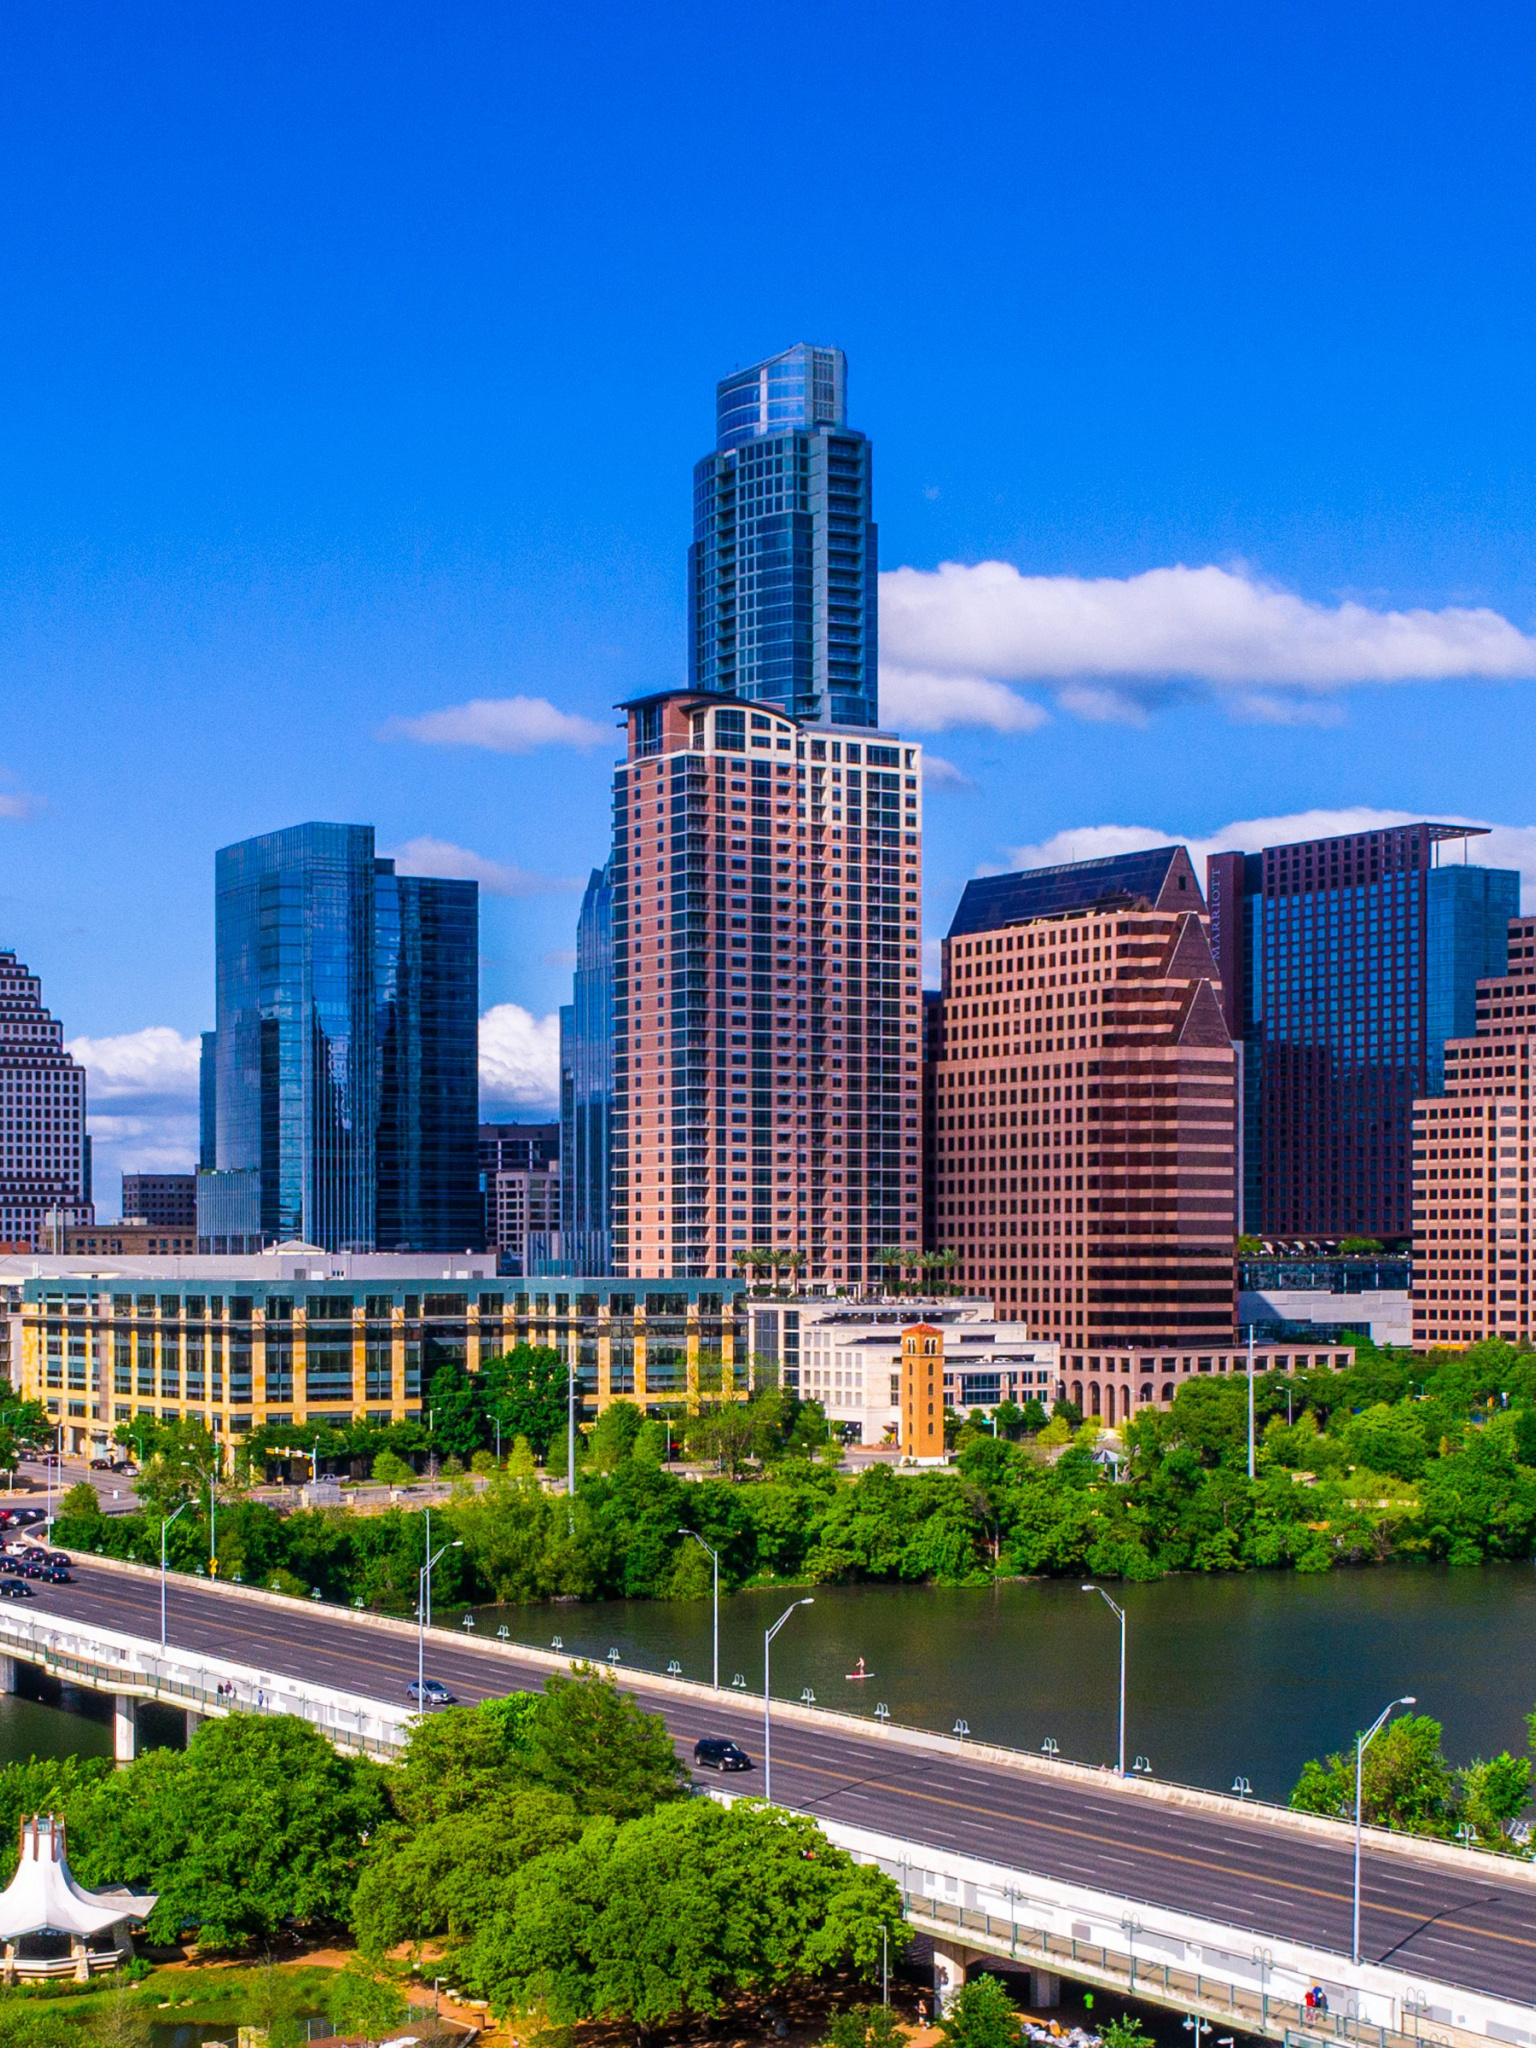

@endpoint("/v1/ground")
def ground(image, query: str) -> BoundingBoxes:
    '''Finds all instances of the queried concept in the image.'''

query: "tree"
[825,2007,905,2048]
[457,1799,903,2030]
[481,1344,568,1458]
[352,1788,582,1952]
[373,1449,415,1485]
[1101,2019,1151,2048]
[936,1974,1021,2048]
[1457,1752,1532,1846]
[518,1665,688,1818]
[71,1712,389,1948]
[588,1400,645,1472]
[689,1400,761,1477]
[327,1960,410,2036]
[387,1695,541,1829]
[83,1983,153,2048]
[1290,1714,1457,1837]
[427,1359,485,1463]
[59,1480,102,1521]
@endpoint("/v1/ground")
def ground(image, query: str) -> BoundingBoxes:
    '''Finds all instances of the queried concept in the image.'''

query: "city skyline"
[7,8,1536,1196]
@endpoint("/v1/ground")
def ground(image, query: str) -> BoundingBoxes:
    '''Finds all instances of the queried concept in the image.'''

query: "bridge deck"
[19,1564,1536,2014]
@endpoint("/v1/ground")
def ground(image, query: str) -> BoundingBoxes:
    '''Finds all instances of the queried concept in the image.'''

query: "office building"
[7,1260,744,1454]
[121,1173,196,1230]
[1411,913,1536,1350]
[198,1031,217,1170]
[689,343,878,730]
[54,1219,198,1258]
[559,864,615,1272]
[931,847,1241,1422]
[215,823,478,1254]
[610,692,923,1284]
[0,951,90,1251]
[1238,1249,1412,1349]
[1207,824,1518,1242]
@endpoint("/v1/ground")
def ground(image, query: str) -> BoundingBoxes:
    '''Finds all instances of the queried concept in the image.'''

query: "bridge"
[4,1558,1533,2048]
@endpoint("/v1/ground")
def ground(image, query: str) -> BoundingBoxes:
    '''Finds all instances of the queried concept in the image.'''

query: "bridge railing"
[903,1896,1457,2048]
[0,1612,411,1759]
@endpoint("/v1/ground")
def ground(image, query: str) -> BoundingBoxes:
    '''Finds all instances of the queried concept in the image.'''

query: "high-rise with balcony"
[1207,824,1518,1242]
[0,951,89,1249]
[558,863,615,1272]
[609,694,923,1284]
[689,343,878,730]
[214,823,479,1253]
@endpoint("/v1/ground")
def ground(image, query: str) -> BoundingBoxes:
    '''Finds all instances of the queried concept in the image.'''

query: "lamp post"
[1246,1324,1256,1481]
[763,1597,813,1803]
[1353,1695,1416,1963]
[417,1537,463,1703]
[1081,1582,1127,1776]
[160,1499,190,1648]
[567,1360,578,1531]
[182,1456,218,1574]
[678,1529,720,1688]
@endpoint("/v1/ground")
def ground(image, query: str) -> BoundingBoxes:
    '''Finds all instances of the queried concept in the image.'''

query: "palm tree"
[874,1246,905,1296]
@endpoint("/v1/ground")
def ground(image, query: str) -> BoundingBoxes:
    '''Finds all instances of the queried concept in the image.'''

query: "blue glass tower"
[558,862,614,1271]
[376,870,481,1251]
[215,823,478,1253]
[1426,863,1519,1093]
[689,343,878,729]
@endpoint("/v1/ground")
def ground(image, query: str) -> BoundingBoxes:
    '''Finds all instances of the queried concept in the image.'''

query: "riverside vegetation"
[0,1668,903,2041]
[52,1337,1536,1604]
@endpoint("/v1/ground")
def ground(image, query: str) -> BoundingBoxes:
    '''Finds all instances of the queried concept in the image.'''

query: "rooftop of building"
[0,1248,497,1286]
[947,846,1200,939]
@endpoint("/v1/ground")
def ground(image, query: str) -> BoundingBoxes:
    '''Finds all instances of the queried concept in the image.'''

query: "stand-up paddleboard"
[846,1656,872,1680]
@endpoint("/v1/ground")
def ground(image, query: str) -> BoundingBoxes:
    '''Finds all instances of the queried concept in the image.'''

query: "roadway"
[20,1565,1536,2007]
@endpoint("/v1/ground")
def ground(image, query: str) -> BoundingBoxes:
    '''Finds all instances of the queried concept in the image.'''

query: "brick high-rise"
[1411,914,1536,1351]
[0,950,90,1249]
[930,848,1237,1409]
[610,692,923,1283]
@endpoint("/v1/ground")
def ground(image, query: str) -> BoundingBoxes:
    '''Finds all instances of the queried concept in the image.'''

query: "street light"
[1353,1695,1416,1963]
[1245,1324,1256,1481]
[677,1529,720,1688]
[160,1500,190,1648]
[182,1455,220,1574]
[763,1597,813,1804]
[417,1537,463,1704]
[1081,1583,1127,1776]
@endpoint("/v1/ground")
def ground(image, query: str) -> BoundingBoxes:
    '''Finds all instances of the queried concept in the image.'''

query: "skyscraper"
[689,343,878,729]
[609,693,923,1283]
[198,1030,217,1170]
[0,950,90,1249]
[1208,824,1519,1242]
[1412,913,1536,1350]
[931,848,1238,1415]
[559,863,614,1271]
[215,823,478,1252]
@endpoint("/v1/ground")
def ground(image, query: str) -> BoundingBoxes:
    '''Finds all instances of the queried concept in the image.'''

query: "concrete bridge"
[7,1558,1533,2044]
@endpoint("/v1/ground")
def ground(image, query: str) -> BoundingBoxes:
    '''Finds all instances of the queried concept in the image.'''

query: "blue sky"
[5,2,1536,1201]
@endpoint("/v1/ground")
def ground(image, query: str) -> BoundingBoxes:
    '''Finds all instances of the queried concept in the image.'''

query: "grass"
[0,1959,342,2025]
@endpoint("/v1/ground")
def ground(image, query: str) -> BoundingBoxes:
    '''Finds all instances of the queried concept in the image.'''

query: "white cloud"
[879,560,1536,731]
[387,836,576,898]
[1003,805,1536,907]
[384,695,610,753]
[479,1003,561,1108]
[921,754,975,791]
[68,1026,201,1101]
[878,666,1049,735]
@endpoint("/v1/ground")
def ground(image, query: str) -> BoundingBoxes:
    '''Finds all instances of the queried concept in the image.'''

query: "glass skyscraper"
[558,863,614,1272]
[1207,823,1519,1242]
[215,823,478,1252]
[689,343,878,730]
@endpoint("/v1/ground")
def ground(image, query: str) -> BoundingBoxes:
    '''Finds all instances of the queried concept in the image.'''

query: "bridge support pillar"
[931,1942,982,2014]
[1028,1972,1061,2010]
[112,1696,136,1765]
[184,1708,203,1740]
[0,1656,17,1695]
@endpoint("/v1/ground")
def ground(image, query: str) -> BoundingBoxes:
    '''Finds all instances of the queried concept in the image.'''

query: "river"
[468,1562,1536,1802]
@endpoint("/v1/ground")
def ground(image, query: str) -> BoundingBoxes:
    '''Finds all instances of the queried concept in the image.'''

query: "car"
[0,1559,20,1577]
[21,1548,48,1564]
[44,1553,69,1568]
[88,1458,111,1471]
[0,1582,35,1599]
[19,1565,44,1580]
[693,1736,754,1772]
[39,1567,71,1584]
[406,1678,456,1706]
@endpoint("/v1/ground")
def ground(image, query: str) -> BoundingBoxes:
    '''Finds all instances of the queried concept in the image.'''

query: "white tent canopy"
[0,1816,155,1943]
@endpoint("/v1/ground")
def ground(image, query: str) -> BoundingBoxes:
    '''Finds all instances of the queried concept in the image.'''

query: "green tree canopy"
[1290,1713,1457,1836]
[481,1343,568,1458]
[517,1665,688,1817]
[937,1975,1022,2048]
[457,1799,903,2029]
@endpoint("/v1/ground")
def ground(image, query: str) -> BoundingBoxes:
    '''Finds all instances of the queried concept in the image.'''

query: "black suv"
[693,1736,753,1772]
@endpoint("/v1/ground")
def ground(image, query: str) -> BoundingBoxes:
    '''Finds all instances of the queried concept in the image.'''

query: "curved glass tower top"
[715,343,847,450]
[690,343,878,729]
